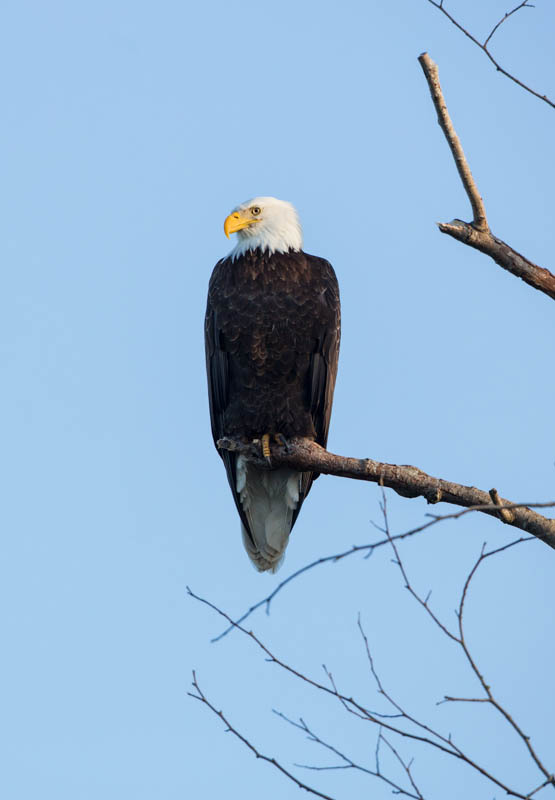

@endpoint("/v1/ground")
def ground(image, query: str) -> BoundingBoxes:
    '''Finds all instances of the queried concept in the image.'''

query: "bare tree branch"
[217,437,555,548]
[483,1,533,49]
[211,514,452,642]
[434,219,555,302]
[188,671,337,800]
[188,576,552,799]
[211,504,550,642]
[419,52,488,232]
[380,501,555,792]
[274,711,424,800]
[418,51,555,301]
[379,733,425,800]
[529,777,555,798]
[188,587,472,762]
[190,501,555,796]
[425,1,554,109]
[456,541,555,786]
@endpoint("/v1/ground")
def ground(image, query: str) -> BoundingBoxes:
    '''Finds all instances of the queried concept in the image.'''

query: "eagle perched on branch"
[205,197,340,571]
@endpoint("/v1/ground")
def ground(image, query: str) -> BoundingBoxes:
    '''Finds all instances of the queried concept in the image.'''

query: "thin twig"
[274,711,423,800]
[484,2,533,49]
[425,1,554,109]
[211,519,450,642]
[212,501,549,641]
[188,672,336,800]
[379,733,425,800]
[528,776,555,797]
[438,696,489,705]
[379,493,461,643]
[357,610,463,754]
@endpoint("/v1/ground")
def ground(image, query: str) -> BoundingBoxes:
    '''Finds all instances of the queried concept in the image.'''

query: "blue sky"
[1,1,554,798]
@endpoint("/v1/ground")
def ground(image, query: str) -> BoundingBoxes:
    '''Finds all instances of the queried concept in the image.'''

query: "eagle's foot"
[256,433,289,462]
[261,433,271,461]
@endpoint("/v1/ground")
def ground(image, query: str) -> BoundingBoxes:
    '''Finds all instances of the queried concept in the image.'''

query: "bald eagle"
[205,197,340,571]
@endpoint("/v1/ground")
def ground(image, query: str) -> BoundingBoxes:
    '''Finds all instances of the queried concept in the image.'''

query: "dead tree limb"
[418,52,555,301]
[435,219,555,302]
[217,437,555,549]
[419,52,488,233]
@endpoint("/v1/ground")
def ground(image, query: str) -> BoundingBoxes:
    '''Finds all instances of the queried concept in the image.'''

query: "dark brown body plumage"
[205,247,340,545]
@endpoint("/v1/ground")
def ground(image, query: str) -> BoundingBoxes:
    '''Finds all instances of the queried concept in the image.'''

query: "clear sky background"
[1,1,554,798]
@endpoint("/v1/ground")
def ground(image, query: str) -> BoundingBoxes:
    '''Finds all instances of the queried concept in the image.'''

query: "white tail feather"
[236,455,301,572]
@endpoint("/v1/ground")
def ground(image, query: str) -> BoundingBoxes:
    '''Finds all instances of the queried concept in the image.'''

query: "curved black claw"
[274,433,291,454]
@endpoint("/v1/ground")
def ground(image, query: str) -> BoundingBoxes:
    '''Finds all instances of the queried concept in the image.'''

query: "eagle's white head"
[224,196,303,260]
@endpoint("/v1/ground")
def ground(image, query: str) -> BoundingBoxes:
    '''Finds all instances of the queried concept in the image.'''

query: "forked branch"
[425,1,555,109]
[418,52,555,301]
[189,672,336,800]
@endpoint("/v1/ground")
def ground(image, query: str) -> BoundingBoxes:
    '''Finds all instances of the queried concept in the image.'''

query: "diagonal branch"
[212,505,547,641]
[435,220,555,301]
[419,52,488,232]
[483,2,532,49]
[418,52,555,301]
[189,671,337,800]
[217,437,555,549]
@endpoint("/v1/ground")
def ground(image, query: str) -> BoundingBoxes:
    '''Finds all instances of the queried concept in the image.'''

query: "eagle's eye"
[251,206,261,216]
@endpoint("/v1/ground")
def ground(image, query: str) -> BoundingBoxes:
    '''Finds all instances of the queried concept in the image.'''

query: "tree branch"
[380,508,555,795]
[274,711,424,800]
[189,582,550,799]
[435,220,555,301]
[189,671,337,800]
[483,2,532,50]
[217,437,555,549]
[455,540,555,785]
[418,52,555,301]
[418,52,488,232]
[425,1,554,110]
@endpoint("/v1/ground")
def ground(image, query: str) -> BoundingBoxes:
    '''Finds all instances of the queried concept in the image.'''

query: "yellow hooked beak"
[224,210,261,239]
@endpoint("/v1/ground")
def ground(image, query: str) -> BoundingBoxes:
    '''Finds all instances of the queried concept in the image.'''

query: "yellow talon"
[261,433,271,459]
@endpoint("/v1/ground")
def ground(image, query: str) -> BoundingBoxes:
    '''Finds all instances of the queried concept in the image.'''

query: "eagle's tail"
[236,455,301,572]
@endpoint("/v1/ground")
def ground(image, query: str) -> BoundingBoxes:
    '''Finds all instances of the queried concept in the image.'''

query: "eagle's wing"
[293,256,341,526]
[307,258,341,447]
[205,268,252,534]
[204,288,227,449]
